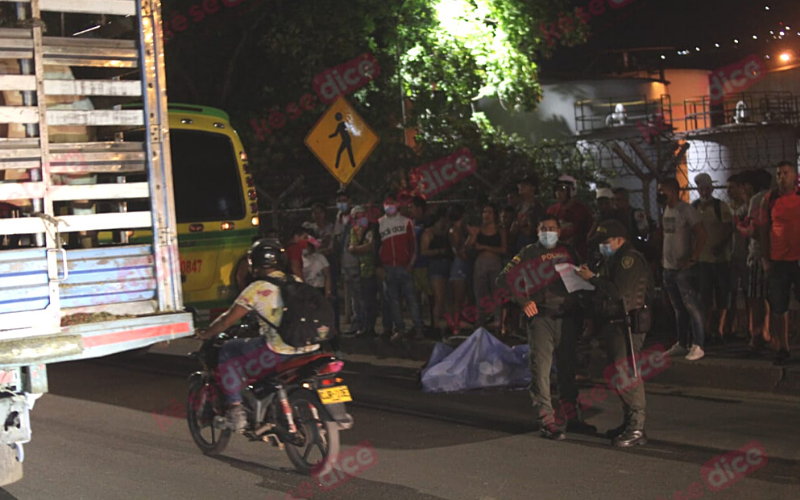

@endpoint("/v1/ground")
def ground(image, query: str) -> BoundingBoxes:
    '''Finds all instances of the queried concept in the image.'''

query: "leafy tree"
[161,0,589,205]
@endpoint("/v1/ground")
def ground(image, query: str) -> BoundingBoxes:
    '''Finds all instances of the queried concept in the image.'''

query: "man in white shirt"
[197,239,319,431]
[657,178,708,361]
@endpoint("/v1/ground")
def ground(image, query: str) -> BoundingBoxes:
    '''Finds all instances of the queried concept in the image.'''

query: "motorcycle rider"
[197,238,320,431]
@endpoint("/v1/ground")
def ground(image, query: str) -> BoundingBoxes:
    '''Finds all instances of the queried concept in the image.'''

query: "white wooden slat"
[0,160,40,170]
[0,37,33,59]
[57,211,152,233]
[49,163,144,174]
[44,79,142,97]
[39,0,136,16]
[0,147,40,160]
[46,110,143,126]
[0,146,40,171]
[0,75,36,91]
[49,182,149,201]
[0,182,45,201]
[50,151,145,163]
[49,141,145,154]
[47,142,147,173]
[0,211,151,235]
[0,107,39,124]
[0,29,31,39]
[0,217,48,235]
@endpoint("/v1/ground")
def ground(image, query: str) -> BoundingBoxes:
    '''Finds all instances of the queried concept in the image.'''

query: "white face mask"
[538,231,558,249]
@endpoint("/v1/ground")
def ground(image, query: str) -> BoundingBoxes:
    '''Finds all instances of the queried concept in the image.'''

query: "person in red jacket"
[378,193,424,342]
[548,175,594,260]
[760,161,800,365]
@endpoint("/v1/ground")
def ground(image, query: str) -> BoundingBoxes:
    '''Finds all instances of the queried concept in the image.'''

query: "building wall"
[476,78,668,143]
[660,69,710,133]
[748,65,800,95]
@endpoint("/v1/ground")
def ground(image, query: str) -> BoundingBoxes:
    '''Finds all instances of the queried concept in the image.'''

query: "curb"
[337,335,800,396]
[138,334,800,397]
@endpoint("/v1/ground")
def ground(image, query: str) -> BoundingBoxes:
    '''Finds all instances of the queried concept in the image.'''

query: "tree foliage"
[161,0,589,204]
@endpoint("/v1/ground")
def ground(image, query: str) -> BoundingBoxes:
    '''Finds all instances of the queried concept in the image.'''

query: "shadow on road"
[208,454,451,500]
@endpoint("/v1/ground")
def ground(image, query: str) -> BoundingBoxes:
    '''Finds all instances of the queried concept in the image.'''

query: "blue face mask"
[357,217,369,228]
[599,243,615,258]
[538,231,558,249]
[384,205,398,216]
[336,202,349,213]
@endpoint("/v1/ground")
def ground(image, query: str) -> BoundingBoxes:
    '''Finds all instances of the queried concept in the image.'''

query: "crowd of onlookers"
[271,161,799,366]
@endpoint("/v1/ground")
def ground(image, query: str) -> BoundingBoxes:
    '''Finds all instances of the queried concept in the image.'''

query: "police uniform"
[495,241,595,440]
[586,220,652,447]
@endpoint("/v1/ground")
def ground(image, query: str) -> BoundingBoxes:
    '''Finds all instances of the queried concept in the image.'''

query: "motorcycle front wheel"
[284,389,340,475]
[186,377,231,455]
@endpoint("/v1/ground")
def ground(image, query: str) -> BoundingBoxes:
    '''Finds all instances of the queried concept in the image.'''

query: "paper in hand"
[555,263,595,293]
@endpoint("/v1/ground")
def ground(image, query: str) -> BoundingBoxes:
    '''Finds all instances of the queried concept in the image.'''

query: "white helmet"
[555,175,578,198]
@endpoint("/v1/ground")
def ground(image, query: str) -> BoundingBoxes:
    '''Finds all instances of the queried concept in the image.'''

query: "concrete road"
[1,354,799,500]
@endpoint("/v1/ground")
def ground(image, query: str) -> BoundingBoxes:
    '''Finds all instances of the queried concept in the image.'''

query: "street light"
[779,51,792,62]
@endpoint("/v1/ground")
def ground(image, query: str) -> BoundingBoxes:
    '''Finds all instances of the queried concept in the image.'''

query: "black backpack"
[258,276,336,348]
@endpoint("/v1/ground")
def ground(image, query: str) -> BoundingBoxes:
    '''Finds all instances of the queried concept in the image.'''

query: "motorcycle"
[186,324,354,475]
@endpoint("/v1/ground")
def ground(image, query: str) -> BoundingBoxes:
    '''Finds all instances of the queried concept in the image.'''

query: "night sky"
[543,0,800,74]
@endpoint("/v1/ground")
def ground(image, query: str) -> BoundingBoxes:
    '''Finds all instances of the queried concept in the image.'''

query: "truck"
[0,0,192,485]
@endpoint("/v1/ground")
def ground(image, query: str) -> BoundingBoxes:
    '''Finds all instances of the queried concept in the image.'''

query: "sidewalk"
[147,327,800,397]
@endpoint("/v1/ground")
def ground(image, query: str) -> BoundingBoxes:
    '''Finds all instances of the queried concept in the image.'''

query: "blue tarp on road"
[421,328,532,393]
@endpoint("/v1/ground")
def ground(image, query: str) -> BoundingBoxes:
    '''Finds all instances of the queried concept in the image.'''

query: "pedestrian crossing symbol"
[305,96,379,185]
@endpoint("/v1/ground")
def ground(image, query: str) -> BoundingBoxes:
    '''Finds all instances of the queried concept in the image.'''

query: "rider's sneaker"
[225,404,247,433]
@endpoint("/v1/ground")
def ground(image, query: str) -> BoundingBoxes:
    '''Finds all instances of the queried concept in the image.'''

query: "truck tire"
[0,443,23,487]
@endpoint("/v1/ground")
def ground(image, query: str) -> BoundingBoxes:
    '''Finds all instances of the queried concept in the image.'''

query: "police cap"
[591,219,629,244]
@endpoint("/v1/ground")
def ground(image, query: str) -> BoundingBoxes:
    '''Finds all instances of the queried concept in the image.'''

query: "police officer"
[576,219,652,447]
[496,215,596,440]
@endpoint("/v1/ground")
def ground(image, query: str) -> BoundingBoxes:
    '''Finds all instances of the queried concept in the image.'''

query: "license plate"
[317,386,352,404]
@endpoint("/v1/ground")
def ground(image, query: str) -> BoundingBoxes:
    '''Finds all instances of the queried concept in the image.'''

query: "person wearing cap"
[576,219,652,448]
[548,175,594,261]
[692,173,734,346]
[511,174,546,242]
[587,187,618,261]
[611,187,656,264]
[595,188,616,218]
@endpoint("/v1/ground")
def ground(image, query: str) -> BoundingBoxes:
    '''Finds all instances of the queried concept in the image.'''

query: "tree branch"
[220,9,271,108]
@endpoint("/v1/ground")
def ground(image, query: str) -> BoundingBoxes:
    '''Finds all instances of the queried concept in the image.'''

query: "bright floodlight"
[779,52,792,62]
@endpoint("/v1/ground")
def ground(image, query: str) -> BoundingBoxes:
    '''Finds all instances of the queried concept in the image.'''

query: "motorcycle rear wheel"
[284,389,340,475]
[186,378,231,455]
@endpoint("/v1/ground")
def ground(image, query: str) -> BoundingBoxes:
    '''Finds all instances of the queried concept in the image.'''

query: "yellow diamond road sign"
[305,96,379,185]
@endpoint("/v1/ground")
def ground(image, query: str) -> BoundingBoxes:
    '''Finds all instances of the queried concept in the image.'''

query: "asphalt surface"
[1,353,799,500]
